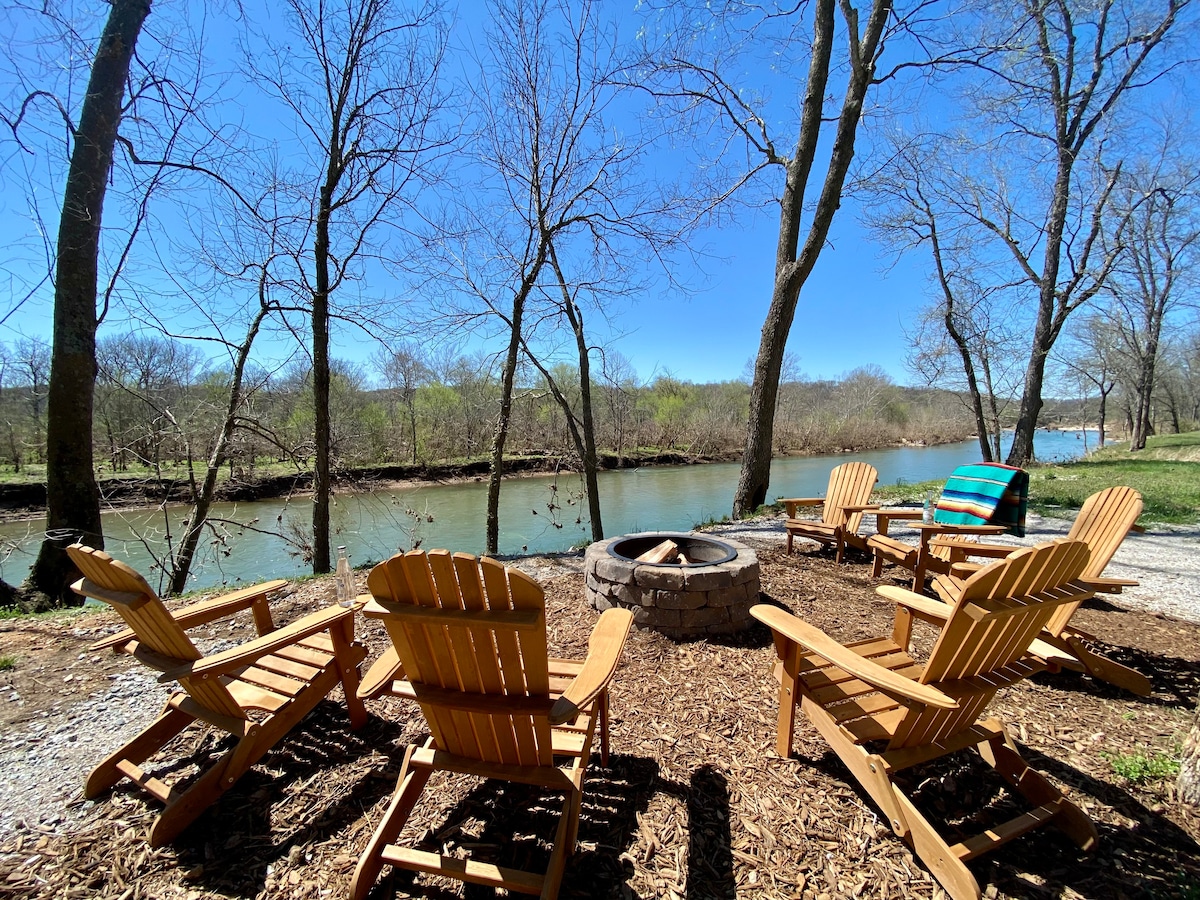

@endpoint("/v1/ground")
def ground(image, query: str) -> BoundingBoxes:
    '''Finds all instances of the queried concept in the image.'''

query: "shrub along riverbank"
[872,432,1200,525]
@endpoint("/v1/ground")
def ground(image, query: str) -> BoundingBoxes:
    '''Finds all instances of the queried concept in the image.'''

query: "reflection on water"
[0,430,1100,593]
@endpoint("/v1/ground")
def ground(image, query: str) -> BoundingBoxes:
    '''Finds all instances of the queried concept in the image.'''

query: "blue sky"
[0,1,979,390]
[614,211,927,384]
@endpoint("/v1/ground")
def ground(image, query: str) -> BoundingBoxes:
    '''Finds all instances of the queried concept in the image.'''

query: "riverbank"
[0,450,729,522]
[0,433,978,521]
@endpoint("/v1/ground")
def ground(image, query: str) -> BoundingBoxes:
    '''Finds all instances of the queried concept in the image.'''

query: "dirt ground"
[0,544,1198,899]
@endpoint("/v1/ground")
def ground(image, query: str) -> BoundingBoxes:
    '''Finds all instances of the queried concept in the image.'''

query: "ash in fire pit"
[585,531,760,640]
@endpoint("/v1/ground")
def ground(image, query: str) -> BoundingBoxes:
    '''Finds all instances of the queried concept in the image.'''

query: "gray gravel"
[1,667,167,842]
[2,510,1196,846]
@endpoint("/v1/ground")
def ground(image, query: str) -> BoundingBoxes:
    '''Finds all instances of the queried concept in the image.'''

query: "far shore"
[13,427,1098,524]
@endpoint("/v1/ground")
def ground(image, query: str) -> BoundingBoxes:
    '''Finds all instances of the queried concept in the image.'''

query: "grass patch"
[874,432,1200,525]
[0,654,15,671]
[1102,749,1180,784]
[0,604,95,622]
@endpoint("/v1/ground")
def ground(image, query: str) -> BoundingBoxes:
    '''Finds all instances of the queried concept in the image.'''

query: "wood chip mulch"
[1,545,1199,899]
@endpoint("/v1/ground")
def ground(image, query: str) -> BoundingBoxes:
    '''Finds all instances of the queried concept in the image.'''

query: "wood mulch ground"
[1,543,1198,899]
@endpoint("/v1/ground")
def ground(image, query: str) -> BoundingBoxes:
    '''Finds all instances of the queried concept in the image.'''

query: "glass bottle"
[335,546,355,607]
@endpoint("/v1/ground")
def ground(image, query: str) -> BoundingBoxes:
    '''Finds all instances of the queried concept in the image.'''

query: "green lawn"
[873,432,1200,525]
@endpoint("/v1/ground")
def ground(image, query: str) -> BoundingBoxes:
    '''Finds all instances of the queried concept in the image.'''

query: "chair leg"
[892,789,983,900]
[598,690,610,767]
[85,707,192,798]
[350,743,435,900]
[786,530,794,555]
[147,739,247,846]
[774,643,802,758]
[910,558,926,592]
[1062,633,1152,697]
[871,551,884,578]
[975,729,1098,852]
[543,791,577,900]
[329,618,370,728]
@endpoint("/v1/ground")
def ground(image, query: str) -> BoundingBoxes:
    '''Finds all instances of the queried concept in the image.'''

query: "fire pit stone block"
[584,532,761,640]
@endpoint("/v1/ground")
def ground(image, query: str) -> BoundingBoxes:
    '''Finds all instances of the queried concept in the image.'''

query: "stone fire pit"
[584,532,760,639]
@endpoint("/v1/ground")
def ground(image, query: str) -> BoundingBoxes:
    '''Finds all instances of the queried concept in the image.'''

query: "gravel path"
[2,510,1196,847]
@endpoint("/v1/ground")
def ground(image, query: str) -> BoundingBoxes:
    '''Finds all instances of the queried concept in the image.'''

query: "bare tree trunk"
[1179,702,1200,805]
[486,262,544,555]
[1131,322,1163,450]
[28,0,152,603]
[486,326,523,556]
[1097,383,1111,447]
[168,305,267,594]
[733,0,890,517]
[311,177,336,574]
[544,245,603,540]
[1006,152,1073,467]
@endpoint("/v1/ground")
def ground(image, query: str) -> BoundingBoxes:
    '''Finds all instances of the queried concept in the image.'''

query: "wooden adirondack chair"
[351,550,633,900]
[67,544,368,846]
[780,461,879,561]
[751,540,1099,900]
[868,463,1029,590]
[929,486,1150,696]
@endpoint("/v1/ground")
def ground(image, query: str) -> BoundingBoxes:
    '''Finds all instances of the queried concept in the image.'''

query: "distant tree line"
[0,337,985,477]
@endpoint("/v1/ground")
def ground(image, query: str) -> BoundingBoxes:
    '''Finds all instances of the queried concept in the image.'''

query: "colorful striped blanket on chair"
[935,463,1029,537]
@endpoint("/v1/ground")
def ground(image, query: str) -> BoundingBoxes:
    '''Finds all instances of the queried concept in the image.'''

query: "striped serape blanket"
[934,463,1029,537]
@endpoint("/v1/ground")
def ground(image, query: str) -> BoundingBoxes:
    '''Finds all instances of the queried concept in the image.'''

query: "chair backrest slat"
[1048,486,1142,635]
[823,462,878,532]
[894,541,1091,750]
[67,544,245,720]
[368,550,553,767]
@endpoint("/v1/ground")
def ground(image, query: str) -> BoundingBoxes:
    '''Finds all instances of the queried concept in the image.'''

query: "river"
[0,430,1100,593]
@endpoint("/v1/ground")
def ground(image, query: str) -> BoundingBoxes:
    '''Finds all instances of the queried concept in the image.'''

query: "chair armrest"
[89,579,289,651]
[876,585,954,624]
[358,646,404,699]
[841,504,879,513]
[749,605,957,709]
[548,608,633,725]
[927,537,1016,559]
[874,508,923,535]
[779,498,824,518]
[161,603,354,682]
[1087,575,1139,594]
[172,580,289,628]
[912,523,1008,536]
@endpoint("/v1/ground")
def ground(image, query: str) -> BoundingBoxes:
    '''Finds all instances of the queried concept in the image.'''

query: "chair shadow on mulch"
[360,755,736,900]
[1028,638,1200,708]
[359,752,663,900]
[169,700,408,896]
[793,737,1200,900]
[1003,744,1200,899]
